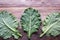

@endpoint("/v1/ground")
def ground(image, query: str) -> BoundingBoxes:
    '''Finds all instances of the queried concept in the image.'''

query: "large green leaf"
[40,13,60,37]
[20,8,41,38]
[0,11,22,39]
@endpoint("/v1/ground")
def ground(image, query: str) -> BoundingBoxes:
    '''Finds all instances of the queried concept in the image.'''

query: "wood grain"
[0,7,60,40]
[0,0,60,40]
[0,0,60,7]
[0,7,60,20]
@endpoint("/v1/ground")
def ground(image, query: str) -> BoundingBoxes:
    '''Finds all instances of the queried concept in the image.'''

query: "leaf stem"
[28,32,31,38]
[40,21,58,37]
[17,32,22,36]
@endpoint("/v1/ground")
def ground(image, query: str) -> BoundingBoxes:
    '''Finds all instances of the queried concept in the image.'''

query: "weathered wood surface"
[0,0,60,7]
[0,7,60,40]
[0,0,60,40]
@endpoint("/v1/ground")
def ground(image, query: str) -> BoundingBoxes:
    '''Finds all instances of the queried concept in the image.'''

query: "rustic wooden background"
[0,0,60,40]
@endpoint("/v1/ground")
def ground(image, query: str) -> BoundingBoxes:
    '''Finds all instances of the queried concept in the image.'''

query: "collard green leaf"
[0,11,22,39]
[40,13,60,37]
[20,8,41,38]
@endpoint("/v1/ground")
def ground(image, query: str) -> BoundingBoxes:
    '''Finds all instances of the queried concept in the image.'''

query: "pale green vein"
[2,18,22,36]
[28,14,31,38]
[40,21,59,37]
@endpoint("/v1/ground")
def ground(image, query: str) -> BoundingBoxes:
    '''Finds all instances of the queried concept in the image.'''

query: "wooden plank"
[0,7,60,20]
[0,0,60,40]
[0,0,60,7]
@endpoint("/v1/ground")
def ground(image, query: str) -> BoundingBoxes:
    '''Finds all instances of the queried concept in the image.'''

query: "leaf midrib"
[40,20,59,37]
[2,18,22,36]
[28,14,31,38]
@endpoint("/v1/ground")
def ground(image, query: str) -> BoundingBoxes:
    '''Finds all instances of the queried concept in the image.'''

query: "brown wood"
[0,7,60,40]
[0,0,60,40]
[0,0,60,7]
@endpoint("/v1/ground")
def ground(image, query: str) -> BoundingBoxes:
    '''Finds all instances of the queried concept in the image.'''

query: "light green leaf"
[0,11,22,39]
[40,13,60,37]
[20,8,41,38]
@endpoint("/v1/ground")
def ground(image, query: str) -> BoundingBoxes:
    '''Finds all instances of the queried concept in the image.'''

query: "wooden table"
[0,0,60,40]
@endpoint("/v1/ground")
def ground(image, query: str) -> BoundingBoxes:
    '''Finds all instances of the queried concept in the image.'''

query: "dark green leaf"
[20,8,41,38]
[40,13,60,37]
[0,10,22,39]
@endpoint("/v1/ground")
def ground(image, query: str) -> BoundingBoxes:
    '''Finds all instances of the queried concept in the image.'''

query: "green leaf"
[40,13,60,37]
[0,10,22,39]
[20,8,41,38]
